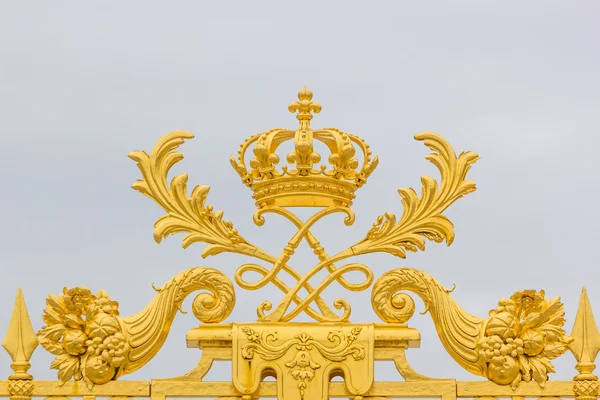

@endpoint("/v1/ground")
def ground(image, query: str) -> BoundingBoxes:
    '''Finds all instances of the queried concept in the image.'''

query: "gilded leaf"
[129,131,253,256]
[50,353,72,369]
[64,313,84,329]
[41,341,65,356]
[518,354,531,381]
[351,133,478,257]
[522,297,562,331]
[529,357,548,386]
[38,324,67,355]
[510,373,522,390]
[42,294,66,325]
[38,324,67,342]
[46,294,66,314]
[42,308,63,325]
[57,356,80,384]
[539,323,567,342]
[538,356,555,373]
[542,342,569,358]
[81,354,94,390]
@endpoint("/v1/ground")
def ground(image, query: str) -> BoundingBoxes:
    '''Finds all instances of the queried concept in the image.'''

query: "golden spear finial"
[569,287,600,400]
[2,288,38,400]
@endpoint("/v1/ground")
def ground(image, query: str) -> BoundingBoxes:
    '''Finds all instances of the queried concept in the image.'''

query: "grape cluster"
[478,335,524,365]
[92,290,119,316]
[85,332,129,367]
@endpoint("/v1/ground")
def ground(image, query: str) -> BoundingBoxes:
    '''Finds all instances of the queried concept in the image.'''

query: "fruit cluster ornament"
[37,287,130,388]
[478,290,573,388]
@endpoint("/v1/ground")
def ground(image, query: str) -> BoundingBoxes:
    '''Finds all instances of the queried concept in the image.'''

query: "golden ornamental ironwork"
[1,88,597,400]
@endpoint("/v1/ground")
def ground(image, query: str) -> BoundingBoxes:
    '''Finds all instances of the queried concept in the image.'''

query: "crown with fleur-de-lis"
[230,87,379,207]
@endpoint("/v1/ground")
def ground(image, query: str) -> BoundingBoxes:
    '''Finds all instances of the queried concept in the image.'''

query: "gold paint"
[1,88,597,400]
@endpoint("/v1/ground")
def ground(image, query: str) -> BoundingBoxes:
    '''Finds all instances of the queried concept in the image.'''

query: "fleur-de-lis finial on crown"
[288,87,322,123]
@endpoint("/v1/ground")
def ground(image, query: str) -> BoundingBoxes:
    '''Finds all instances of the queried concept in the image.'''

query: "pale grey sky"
[1,0,599,387]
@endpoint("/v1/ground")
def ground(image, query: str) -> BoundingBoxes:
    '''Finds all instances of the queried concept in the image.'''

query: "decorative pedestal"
[187,323,420,400]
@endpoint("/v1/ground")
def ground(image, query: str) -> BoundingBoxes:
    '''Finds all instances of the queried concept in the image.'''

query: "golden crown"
[230,87,378,207]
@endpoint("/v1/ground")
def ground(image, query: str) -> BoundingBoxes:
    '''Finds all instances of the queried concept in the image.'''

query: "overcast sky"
[1,0,599,389]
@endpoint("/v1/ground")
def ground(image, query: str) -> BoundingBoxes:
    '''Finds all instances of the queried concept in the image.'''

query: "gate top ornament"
[1,89,599,400]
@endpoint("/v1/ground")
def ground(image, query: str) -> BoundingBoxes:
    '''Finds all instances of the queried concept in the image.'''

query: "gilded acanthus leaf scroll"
[129,131,255,258]
[128,91,481,324]
[252,132,479,322]
[129,130,357,322]
[372,268,572,388]
[37,267,234,388]
[351,132,479,257]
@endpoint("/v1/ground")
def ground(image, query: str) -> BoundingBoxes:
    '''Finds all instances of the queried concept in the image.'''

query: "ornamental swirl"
[350,132,479,258]
[372,268,573,387]
[128,95,479,323]
[240,326,365,397]
[37,267,234,388]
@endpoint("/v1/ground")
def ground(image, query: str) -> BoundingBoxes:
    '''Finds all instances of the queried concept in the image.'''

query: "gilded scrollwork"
[129,131,255,258]
[373,268,572,388]
[128,90,479,324]
[130,130,357,323]
[350,132,479,258]
[241,132,477,323]
[235,324,369,399]
[37,267,234,388]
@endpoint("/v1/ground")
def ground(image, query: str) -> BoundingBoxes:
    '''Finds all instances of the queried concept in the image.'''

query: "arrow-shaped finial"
[569,286,600,379]
[2,288,38,380]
